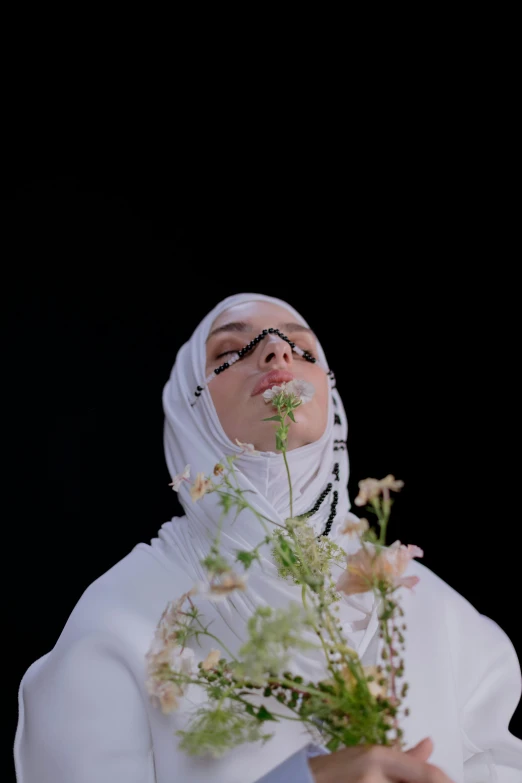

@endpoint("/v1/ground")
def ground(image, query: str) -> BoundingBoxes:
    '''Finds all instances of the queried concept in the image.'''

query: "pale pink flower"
[285,379,315,404]
[194,571,247,601]
[146,593,193,668]
[385,541,423,589]
[354,475,404,506]
[336,541,423,595]
[146,645,195,714]
[262,384,285,402]
[380,475,405,492]
[190,472,212,502]
[235,438,259,456]
[146,679,182,713]
[340,513,369,538]
[169,464,191,492]
[201,649,221,671]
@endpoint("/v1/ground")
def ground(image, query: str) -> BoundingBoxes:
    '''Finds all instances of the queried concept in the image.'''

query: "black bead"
[223,362,229,369]
[268,328,274,333]
[262,329,268,335]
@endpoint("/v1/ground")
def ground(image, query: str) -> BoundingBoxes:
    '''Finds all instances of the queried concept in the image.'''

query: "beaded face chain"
[195,328,344,538]
[194,327,326,399]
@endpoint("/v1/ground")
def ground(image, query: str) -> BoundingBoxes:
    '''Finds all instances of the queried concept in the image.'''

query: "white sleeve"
[255,748,315,783]
[14,632,154,783]
[460,616,522,783]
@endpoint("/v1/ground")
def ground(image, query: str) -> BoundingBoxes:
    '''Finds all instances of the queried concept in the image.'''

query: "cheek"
[208,369,248,418]
[308,367,329,403]
[300,369,329,424]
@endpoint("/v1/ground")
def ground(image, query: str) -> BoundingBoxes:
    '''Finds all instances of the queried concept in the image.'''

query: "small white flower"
[285,379,315,405]
[235,438,259,456]
[168,645,196,677]
[262,384,285,402]
[146,645,196,714]
[169,465,191,492]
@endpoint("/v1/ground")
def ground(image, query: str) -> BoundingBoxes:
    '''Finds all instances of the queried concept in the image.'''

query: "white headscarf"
[156,293,379,679]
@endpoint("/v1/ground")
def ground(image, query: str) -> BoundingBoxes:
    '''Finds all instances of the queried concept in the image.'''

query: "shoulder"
[67,545,193,645]
[21,528,195,694]
[406,559,520,701]
[409,559,511,641]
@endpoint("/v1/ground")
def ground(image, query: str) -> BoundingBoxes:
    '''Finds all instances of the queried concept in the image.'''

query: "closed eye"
[216,350,238,358]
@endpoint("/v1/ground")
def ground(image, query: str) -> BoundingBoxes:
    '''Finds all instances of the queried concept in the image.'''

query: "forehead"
[209,301,304,333]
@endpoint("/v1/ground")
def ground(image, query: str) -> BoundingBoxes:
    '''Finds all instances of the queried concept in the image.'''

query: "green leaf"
[245,703,256,717]
[326,737,340,752]
[278,537,297,566]
[262,415,282,422]
[236,550,258,569]
[255,706,278,722]
[288,411,296,423]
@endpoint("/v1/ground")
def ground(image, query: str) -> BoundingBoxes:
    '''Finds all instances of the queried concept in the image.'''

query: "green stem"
[282,447,293,518]
[378,510,389,546]
[267,676,329,700]
[233,694,345,742]
[190,611,239,662]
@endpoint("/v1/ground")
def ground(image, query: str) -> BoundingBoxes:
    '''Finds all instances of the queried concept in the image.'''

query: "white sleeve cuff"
[256,747,316,782]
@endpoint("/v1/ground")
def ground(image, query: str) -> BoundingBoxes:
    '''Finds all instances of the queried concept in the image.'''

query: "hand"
[308,737,455,783]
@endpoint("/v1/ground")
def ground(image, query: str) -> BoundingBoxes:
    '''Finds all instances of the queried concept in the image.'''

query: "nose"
[258,335,294,368]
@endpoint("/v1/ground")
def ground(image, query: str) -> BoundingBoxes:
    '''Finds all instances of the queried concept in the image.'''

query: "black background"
[5,169,521,780]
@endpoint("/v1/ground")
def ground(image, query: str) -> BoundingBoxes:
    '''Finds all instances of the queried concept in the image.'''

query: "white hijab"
[158,293,379,679]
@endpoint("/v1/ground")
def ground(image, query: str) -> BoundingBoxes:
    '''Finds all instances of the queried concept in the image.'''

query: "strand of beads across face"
[193,327,327,399]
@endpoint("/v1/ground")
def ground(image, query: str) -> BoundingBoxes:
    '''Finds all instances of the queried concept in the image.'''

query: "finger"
[405,738,434,762]
[366,746,455,783]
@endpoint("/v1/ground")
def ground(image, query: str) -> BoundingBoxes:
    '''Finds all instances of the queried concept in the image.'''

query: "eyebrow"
[206,320,313,342]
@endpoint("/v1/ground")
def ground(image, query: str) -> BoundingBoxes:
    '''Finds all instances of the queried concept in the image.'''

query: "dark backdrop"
[5,175,520,780]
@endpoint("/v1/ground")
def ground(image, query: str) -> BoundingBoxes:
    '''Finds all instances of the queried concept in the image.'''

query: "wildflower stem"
[282,448,293,518]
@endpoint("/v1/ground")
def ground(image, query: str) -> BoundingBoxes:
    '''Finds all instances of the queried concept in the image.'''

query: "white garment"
[14,534,522,782]
[14,293,522,781]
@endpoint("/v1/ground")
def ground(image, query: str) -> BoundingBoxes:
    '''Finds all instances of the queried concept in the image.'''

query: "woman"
[14,293,522,782]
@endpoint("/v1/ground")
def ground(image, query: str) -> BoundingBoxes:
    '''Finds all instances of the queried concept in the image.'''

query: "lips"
[252,369,295,397]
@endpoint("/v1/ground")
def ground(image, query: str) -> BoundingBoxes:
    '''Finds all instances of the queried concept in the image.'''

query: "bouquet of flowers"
[145,380,423,758]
